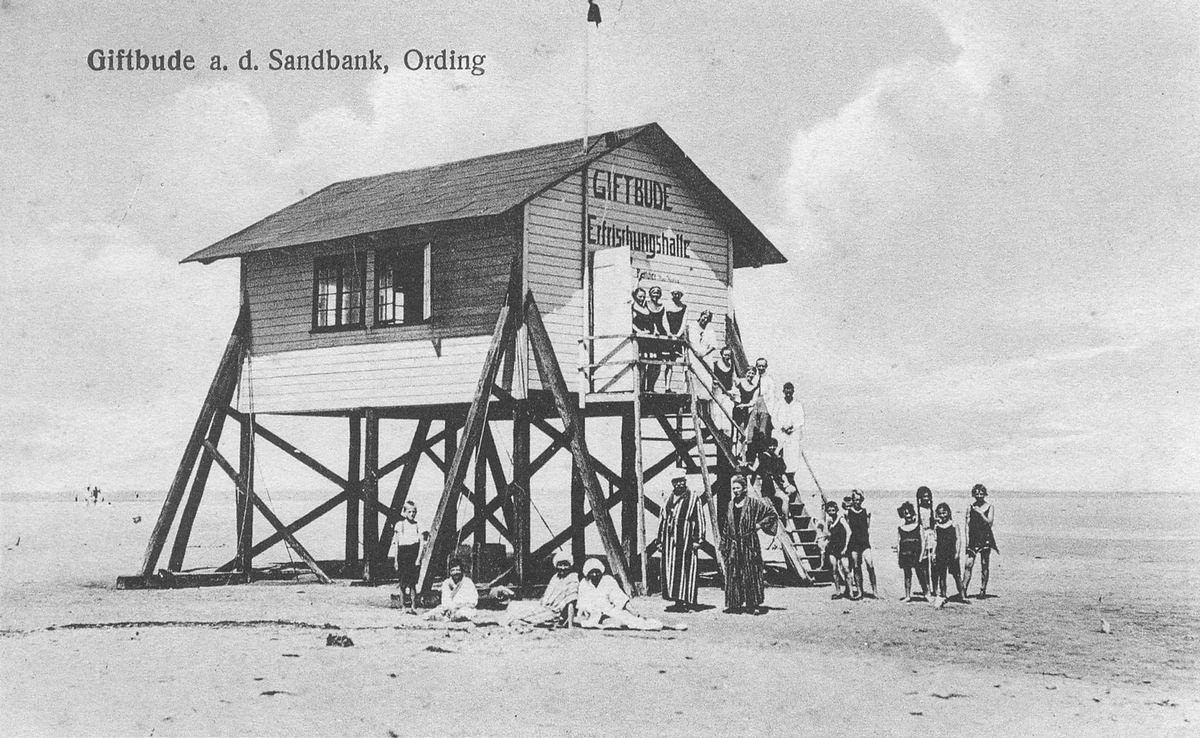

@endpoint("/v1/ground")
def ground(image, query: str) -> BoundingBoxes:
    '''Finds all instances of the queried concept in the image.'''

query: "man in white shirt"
[754,357,781,417]
[774,382,805,495]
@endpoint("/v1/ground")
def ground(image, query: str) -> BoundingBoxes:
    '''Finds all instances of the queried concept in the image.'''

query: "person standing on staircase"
[658,476,707,612]
[774,382,805,497]
[691,310,720,368]
[720,475,779,614]
[754,357,781,416]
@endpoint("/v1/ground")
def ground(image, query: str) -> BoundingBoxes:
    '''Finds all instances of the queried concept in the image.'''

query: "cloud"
[767,0,1200,490]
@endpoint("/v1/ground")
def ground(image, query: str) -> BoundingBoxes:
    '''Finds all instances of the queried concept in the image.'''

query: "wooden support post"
[168,406,227,571]
[525,292,633,594]
[570,415,586,566]
[362,409,380,582]
[633,361,648,593]
[621,405,638,566]
[203,439,332,584]
[512,404,531,585]
[378,418,431,554]
[237,413,255,575]
[346,413,361,568]
[472,428,488,580]
[140,306,246,577]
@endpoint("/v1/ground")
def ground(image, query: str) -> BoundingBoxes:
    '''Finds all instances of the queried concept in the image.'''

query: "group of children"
[822,484,998,607]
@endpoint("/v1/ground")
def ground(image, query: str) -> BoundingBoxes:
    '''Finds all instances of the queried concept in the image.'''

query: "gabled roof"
[183,123,786,268]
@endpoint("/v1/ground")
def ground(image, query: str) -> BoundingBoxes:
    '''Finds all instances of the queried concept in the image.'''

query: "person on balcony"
[631,286,661,393]
[691,309,720,368]
[661,288,688,392]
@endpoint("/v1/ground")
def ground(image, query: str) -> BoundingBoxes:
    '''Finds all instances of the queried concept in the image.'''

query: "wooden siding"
[593,136,731,344]
[524,176,586,393]
[236,216,518,413]
[524,136,733,394]
[234,336,492,413]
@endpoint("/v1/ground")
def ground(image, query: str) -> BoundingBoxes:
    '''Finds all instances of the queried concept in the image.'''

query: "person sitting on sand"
[824,499,853,599]
[896,502,930,602]
[931,503,969,606]
[425,558,479,622]
[576,558,665,630]
[963,484,998,598]
[845,490,878,599]
[506,551,580,627]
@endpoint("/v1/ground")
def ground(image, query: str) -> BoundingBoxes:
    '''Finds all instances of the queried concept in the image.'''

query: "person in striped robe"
[720,475,779,614]
[658,476,707,612]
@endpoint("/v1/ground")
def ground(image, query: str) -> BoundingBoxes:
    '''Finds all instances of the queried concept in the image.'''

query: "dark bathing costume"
[827,516,847,557]
[846,507,871,553]
[934,521,960,575]
[713,361,734,392]
[897,525,921,568]
[967,505,998,554]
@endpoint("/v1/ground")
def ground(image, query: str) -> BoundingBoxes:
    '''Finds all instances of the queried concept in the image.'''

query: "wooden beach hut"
[120,122,814,594]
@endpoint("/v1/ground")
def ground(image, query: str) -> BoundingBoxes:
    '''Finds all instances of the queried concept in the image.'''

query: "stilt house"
[122,123,828,595]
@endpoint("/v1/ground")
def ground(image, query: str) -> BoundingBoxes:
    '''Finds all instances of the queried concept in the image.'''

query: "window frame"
[310,251,368,333]
[373,242,432,327]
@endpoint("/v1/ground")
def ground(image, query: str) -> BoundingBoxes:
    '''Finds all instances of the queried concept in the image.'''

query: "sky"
[1,0,1197,495]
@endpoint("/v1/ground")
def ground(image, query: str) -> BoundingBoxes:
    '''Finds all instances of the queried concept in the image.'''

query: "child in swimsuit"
[845,489,878,599]
[896,502,928,602]
[963,483,997,598]
[823,500,853,599]
[931,502,969,606]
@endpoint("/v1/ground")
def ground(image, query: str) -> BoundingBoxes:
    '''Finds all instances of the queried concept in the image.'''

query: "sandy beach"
[1,489,1196,736]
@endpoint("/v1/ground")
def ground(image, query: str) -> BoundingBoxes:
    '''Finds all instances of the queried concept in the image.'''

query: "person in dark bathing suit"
[845,489,878,599]
[824,499,853,599]
[661,289,687,392]
[963,483,998,598]
[631,287,661,393]
[931,502,969,606]
[645,286,668,393]
[896,501,929,602]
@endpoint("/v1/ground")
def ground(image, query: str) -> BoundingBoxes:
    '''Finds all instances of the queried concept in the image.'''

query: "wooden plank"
[511,404,531,585]
[204,439,333,584]
[377,418,431,554]
[472,431,487,580]
[621,406,637,564]
[167,406,227,571]
[362,409,380,582]
[346,413,361,566]
[237,414,255,574]
[140,305,246,577]
[571,417,586,566]
[525,292,633,594]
